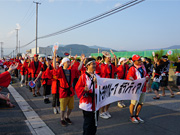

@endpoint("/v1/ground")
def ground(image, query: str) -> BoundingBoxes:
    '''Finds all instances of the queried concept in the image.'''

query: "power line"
[39,0,144,39]
[19,0,144,48]
[20,2,34,26]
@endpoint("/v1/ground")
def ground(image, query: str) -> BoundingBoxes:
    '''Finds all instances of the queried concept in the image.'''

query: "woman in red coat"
[99,51,117,119]
[116,57,129,108]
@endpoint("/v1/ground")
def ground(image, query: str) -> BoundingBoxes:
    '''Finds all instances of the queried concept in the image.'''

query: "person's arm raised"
[7,63,19,73]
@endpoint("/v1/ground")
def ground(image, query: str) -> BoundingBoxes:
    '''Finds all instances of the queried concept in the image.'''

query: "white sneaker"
[99,112,109,119]
[57,107,60,114]
[21,84,23,87]
[53,108,57,114]
[121,102,126,107]
[136,116,144,123]
[118,102,124,108]
[130,117,139,124]
[105,111,111,118]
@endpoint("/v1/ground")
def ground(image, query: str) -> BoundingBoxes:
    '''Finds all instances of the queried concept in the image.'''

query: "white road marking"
[8,85,55,135]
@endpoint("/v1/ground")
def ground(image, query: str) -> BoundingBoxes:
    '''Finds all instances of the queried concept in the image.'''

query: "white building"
[26,47,52,57]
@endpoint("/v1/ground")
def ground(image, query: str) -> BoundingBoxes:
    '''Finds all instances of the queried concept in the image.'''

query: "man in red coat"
[75,58,99,135]
[49,50,84,127]
[126,54,149,124]
[28,54,43,97]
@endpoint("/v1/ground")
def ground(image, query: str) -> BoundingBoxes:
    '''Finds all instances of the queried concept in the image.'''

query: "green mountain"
[52,44,118,57]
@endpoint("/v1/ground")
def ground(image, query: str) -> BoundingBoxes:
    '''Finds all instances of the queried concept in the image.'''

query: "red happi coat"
[126,65,148,92]
[80,64,86,75]
[100,63,117,78]
[47,67,79,98]
[116,64,129,79]
[75,73,99,111]
[18,62,28,75]
[95,62,101,75]
[50,67,60,94]
[41,65,52,85]
[29,61,43,78]
[70,61,81,77]
[3,61,11,68]
[0,71,11,87]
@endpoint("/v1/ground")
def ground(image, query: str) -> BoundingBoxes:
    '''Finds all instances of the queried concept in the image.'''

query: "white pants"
[20,75,25,85]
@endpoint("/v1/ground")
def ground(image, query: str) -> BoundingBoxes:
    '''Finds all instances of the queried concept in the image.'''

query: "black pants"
[52,93,60,107]
[73,78,78,89]
[14,69,18,78]
[43,85,51,96]
[83,110,99,135]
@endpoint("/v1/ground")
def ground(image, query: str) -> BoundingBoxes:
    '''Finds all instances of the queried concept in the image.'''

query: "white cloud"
[114,2,121,8]
[7,30,15,38]
[6,23,21,38]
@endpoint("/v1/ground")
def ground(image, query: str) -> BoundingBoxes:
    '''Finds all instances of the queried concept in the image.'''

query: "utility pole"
[15,29,18,55]
[13,50,14,58]
[33,1,41,55]
[0,42,3,58]
[70,48,71,56]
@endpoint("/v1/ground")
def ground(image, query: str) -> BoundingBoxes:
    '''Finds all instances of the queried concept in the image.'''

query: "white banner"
[96,78,146,110]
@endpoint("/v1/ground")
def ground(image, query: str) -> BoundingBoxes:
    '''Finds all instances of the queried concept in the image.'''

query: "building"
[26,47,52,57]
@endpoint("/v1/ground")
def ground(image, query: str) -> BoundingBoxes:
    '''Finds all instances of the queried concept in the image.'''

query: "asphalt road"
[1,69,180,135]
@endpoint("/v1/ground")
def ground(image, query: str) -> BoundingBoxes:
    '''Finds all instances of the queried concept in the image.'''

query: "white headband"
[86,60,95,67]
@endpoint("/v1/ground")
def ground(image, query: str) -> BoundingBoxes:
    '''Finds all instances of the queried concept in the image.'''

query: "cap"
[132,54,141,62]
[34,54,39,57]
[118,57,126,65]
[60,57,70,67]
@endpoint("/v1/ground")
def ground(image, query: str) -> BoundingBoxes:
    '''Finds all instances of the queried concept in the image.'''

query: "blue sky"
[0,0,180,55]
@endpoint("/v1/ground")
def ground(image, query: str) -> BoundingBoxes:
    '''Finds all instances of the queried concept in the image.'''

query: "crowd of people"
[0,50,180,135]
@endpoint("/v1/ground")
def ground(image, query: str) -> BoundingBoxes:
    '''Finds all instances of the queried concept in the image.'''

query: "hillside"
[48,44,119,56]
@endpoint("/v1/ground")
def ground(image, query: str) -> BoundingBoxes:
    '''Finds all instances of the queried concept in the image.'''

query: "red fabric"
[100,63,117,78]
[95,62,101,75]
[15,59,21,63]
[75,73,96,111]
[116,64,129,79]
[70,61,81,77]
[41,66,52,85]
[75,73,86,99]
[0,71,11,87]
[126,66,147,92]
[80,65,86,75]
[3,61,11,68]
[46,67,61,94]
[29,61,43,78]
[47,67,79,98]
